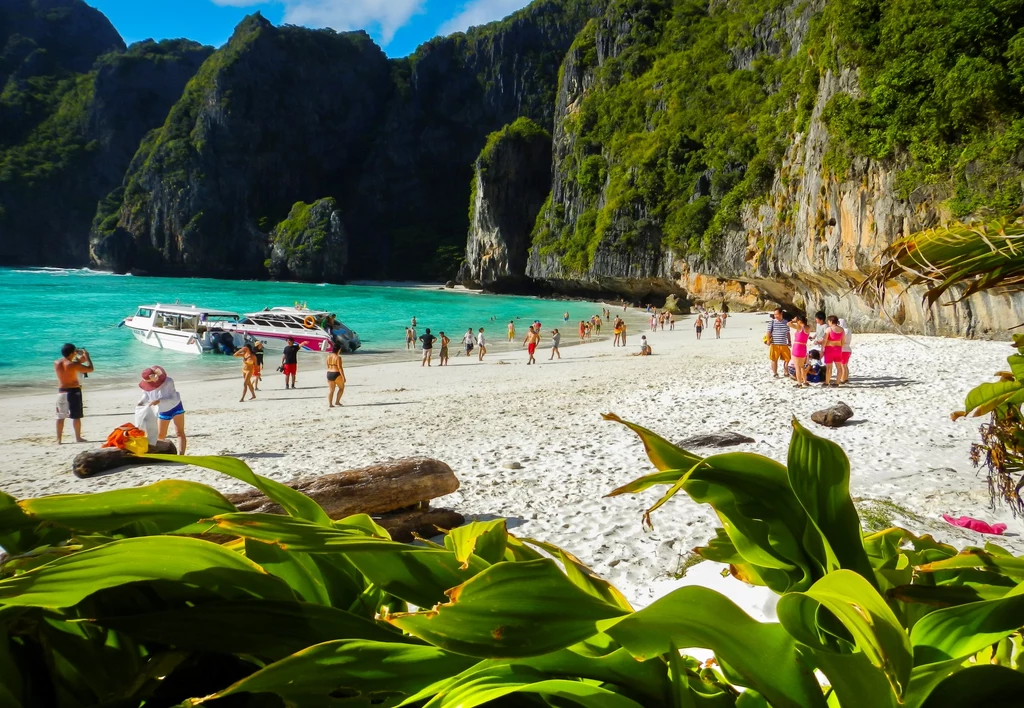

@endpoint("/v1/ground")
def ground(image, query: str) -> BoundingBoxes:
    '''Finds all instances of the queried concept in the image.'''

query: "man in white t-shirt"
[476,327,487,361]
[812,311,828,347]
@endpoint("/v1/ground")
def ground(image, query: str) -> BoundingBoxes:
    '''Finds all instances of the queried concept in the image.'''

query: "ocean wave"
[5,266,130,277]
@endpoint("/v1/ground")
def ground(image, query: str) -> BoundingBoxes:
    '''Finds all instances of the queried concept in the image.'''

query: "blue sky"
[90,0,533,57]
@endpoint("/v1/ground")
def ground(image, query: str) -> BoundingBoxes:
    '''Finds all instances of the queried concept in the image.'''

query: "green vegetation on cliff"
[470,117,551,222]
[533,0,1024,273]
[272,200,326,253]
[534,0,818,270]
[817,0,1024,216]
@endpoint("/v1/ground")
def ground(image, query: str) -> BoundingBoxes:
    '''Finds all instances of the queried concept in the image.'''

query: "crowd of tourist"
[765,307,852,387]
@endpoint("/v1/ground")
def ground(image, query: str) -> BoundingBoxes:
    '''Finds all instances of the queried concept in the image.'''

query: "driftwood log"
[225,457,463,542]
[376,507,465,542]
[73,441,177,478]
[226,457,459,518]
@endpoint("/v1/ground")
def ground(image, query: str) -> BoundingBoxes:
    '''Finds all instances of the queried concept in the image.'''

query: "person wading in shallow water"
[55,343,93,444]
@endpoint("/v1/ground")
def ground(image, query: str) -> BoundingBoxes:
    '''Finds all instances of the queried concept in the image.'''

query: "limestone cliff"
[92,2,600,280]
[90,16,391,277]
[700,66,1024,336]
[524,7,687,301]
[520,0,1024,335]
[459,118,551,290]
[0,0,210,266]
[268,198,347,283]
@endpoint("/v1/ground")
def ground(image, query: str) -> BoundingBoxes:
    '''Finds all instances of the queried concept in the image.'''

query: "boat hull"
[127,326,204,355]
[229,328,336,352]
[228,327,359,353]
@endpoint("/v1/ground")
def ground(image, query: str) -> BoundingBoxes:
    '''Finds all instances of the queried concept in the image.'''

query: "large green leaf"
[386,559,628,658]
[196,640,478,706]
[601,414,703,472]
[0,481,236,536]
[204,512,486,607]
[916,549,1024,579]
[444,519,507,568]
[918,664,1024,707]
[801,649,897,708]
[959,380,1023,418]
[206,512,395,551]
[90,600,404,661]
[521,538,634,612]
[600,586,824,708]
[243,540,331,605]
[0,537,293,608]
[144,454,331,525]
[786,420,875,584]
[911,581,1024,666]
[418,665,646,708]
[776,570,912,700]
[605,414,814,593]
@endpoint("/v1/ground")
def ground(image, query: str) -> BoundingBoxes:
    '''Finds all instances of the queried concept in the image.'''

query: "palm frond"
[859,216,1024,307]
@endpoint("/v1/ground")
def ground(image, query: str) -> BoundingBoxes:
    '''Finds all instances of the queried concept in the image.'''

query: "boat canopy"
[140,304,240,318]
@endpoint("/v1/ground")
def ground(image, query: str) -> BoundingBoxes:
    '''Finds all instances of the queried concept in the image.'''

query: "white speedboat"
[122,304,246,355]
[231,307,361,352]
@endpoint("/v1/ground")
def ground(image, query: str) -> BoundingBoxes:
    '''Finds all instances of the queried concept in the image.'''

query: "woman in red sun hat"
[137,366,186,454]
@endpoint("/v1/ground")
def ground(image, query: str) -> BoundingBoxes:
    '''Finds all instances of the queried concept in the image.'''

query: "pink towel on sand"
[942,514,1007,535]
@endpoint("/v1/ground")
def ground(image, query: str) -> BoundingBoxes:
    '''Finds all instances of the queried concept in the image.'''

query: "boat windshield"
[135,308,153,318]
[154,312,199,331]
[203,315,238,323]
[241,315,311,330]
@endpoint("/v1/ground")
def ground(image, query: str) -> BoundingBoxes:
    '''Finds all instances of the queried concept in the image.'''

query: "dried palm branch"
[859,216,1024,307]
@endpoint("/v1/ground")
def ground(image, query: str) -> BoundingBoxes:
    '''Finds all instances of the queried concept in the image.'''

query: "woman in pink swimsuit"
[838,318,852,384]
[788,315,810,388]
[822,315,845,387]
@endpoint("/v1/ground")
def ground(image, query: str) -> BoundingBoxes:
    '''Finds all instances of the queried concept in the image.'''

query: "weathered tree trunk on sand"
[224,457,463,541]
[225,457,459,518]
[72,441,177,478]
[376,507,465,541]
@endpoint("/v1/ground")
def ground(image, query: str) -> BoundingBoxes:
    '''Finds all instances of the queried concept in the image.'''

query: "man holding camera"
[55,343,94,444]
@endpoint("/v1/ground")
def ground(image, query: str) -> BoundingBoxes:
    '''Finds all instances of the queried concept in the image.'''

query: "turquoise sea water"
[0,268,606,389]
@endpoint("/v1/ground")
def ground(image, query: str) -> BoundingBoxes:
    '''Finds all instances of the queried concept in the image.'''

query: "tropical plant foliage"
[3,420,1024,706]
[947,333,1024,514]
[860,216,1024,310]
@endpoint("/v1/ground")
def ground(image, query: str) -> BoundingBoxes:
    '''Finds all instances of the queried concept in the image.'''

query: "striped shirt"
[766,318,790,345]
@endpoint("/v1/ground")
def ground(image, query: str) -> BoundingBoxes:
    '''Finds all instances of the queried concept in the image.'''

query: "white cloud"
[211,0,426,45]
[437,0,532,36]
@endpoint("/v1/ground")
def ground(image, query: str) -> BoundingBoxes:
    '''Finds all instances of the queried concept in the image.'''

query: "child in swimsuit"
[805,350,824,383]
[788,315,810,388]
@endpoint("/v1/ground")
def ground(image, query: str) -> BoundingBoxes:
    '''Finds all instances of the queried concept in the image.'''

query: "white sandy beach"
[1,310,1021,612]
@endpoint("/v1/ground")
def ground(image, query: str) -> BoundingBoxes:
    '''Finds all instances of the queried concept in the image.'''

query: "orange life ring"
[303,315,317,329]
